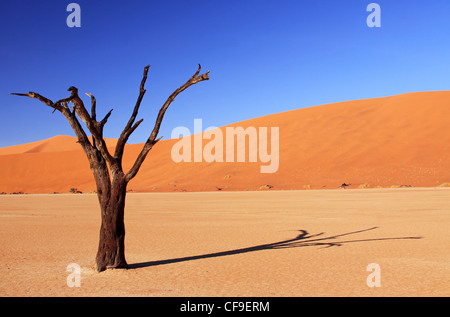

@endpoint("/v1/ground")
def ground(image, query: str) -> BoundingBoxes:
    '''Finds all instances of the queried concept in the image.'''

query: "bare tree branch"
[192,63,202,78]
[115,65,150,159]
[11,92,64,113]
[66,87,117,167]
[148,64,209,144]
[11,64,210,272]
[10,92,93,153]
[128,118,144,136]
[100,109,113,127]
[124,64,209,183]
[85,93,97,121]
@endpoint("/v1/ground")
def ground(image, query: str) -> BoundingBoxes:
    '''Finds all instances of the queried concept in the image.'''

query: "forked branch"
[11,89,116,167]
[11,64,210,184]
[125,64,210,182]
[11,64,210,273]
[115,65,150,159]
[10,91,93,155]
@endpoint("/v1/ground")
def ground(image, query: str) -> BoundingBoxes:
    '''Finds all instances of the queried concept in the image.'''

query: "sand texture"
[0,188,449,297]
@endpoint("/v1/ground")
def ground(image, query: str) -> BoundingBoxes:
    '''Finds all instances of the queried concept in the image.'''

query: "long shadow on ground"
[128,227,422,269]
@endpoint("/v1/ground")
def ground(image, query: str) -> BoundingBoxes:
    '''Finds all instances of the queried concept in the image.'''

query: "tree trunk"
[95,174,128,272]
[11,64,210,273]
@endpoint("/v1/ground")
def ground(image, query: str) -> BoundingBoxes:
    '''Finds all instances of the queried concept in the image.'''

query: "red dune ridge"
[1,91,449,194]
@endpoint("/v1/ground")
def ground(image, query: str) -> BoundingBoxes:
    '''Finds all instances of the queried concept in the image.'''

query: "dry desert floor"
[0,188,449,297]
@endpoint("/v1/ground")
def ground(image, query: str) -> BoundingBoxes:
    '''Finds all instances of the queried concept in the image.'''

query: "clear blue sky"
[1,0,450,147]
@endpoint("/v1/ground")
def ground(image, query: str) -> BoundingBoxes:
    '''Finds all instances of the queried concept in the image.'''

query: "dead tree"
[11,64,209,272]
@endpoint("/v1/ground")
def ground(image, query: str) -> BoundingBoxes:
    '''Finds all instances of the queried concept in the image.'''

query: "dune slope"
[1,91,449,193]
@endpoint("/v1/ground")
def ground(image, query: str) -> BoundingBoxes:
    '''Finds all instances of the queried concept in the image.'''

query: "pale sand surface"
[0,188,449,297]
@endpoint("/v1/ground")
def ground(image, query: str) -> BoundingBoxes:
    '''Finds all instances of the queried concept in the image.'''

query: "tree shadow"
[128,226,422,269]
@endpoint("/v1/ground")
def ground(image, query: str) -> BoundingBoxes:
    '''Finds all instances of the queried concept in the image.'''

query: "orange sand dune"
[1,91,450,193]
[0,135,117,155]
